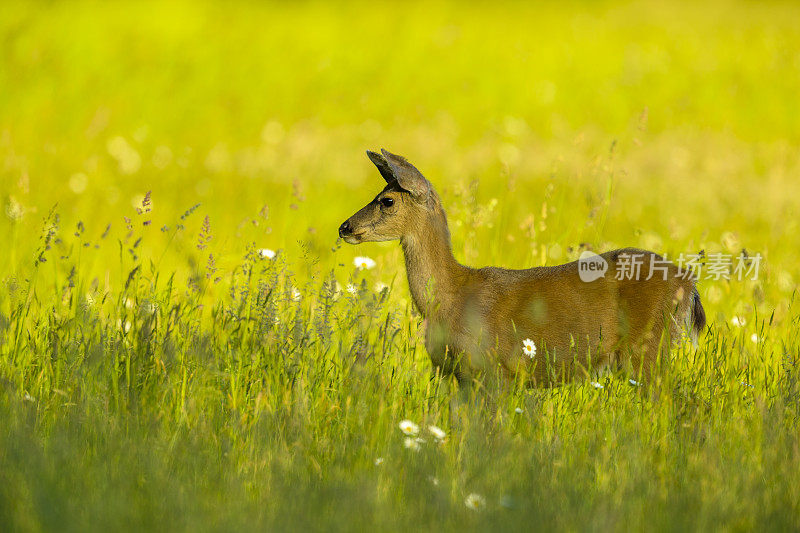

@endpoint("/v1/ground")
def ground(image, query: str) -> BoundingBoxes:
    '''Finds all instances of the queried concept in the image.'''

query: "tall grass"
[2,0,800,530]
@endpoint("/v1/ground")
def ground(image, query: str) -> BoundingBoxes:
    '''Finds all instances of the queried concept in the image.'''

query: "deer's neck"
[401,210,467,320]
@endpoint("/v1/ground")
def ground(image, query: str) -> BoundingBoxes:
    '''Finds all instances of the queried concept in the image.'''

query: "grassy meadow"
[2,0,800,530]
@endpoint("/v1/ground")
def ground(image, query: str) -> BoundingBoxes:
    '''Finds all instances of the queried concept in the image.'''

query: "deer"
[338,149,706,392]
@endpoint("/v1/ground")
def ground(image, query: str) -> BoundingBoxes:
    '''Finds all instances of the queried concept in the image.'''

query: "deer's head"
[339,149,436,244]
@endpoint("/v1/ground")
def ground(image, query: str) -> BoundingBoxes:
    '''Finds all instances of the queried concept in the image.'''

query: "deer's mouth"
[343,231,366,244]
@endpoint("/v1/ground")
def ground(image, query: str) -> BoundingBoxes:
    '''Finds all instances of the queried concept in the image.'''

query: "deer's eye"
[380,197,395,208]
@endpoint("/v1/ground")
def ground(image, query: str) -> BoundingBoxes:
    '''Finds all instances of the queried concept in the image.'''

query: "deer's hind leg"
[617,297,681,385]
[642,295,696,381]
[622,309,684,386]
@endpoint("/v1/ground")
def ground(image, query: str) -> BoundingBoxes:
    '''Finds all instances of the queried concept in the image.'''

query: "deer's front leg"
[424,321,464,378]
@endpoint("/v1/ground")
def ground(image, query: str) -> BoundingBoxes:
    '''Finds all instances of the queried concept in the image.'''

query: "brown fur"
[339,149,705,387]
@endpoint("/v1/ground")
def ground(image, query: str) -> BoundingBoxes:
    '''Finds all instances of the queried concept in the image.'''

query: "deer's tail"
[689,286,706,344]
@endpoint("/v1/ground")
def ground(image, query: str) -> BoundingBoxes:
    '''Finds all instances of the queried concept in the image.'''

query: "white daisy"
[731,316,745,327]
[398,419,419,435]
[464,493,486,510]
[751,333,759,343]
[403,437,422,451]
[259,248,276,259]
[354,256,376,270]
[591,382,604,389]
[375,282,389,293]
[522,338,536,358]
[374,457,384,466]
[514,407,524,414]
[428,425,446,442]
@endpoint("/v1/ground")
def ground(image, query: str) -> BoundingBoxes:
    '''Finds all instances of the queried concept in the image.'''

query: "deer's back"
[438,248,695,381]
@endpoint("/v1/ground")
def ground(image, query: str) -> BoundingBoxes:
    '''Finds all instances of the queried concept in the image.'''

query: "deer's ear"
[380,149,430,201]
[366,150,395,184]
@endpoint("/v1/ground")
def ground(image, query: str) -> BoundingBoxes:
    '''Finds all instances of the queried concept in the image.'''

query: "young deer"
[339,149,706,389]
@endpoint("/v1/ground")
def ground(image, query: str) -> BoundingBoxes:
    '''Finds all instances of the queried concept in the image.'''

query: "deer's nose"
[338,220,351,237]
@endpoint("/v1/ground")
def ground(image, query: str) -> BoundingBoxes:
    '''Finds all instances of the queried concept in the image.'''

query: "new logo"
[578,251,608,282]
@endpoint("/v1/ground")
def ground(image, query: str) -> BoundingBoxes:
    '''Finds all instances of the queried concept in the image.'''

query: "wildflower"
[464,493,486,510]
[629,379,641,387]
[197,215,212,250]
[291,288,302,302]
[374,457,384,466]
[751,333,759,344]
[331,281,343,300]
[138,189,152,212]
[5,195,25,221]
[399,420,419,435]
[731,316,745,327]
[260,248,276,259]
[69,173,88,194]
[403,437,422,451]
[375,282,389,292]
[107,136,141,174]
[591,382,604,389]
[23,392,35,402]
[346,283,358,295]
[429,476,440,486]
[428,425,446,442]
[514,407,524,414]
[354,256,376,270]
[522,338,536,358]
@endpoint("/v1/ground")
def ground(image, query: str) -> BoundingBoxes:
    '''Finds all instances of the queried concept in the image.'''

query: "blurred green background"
[3,0,799,282]
[2,1,800,530]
